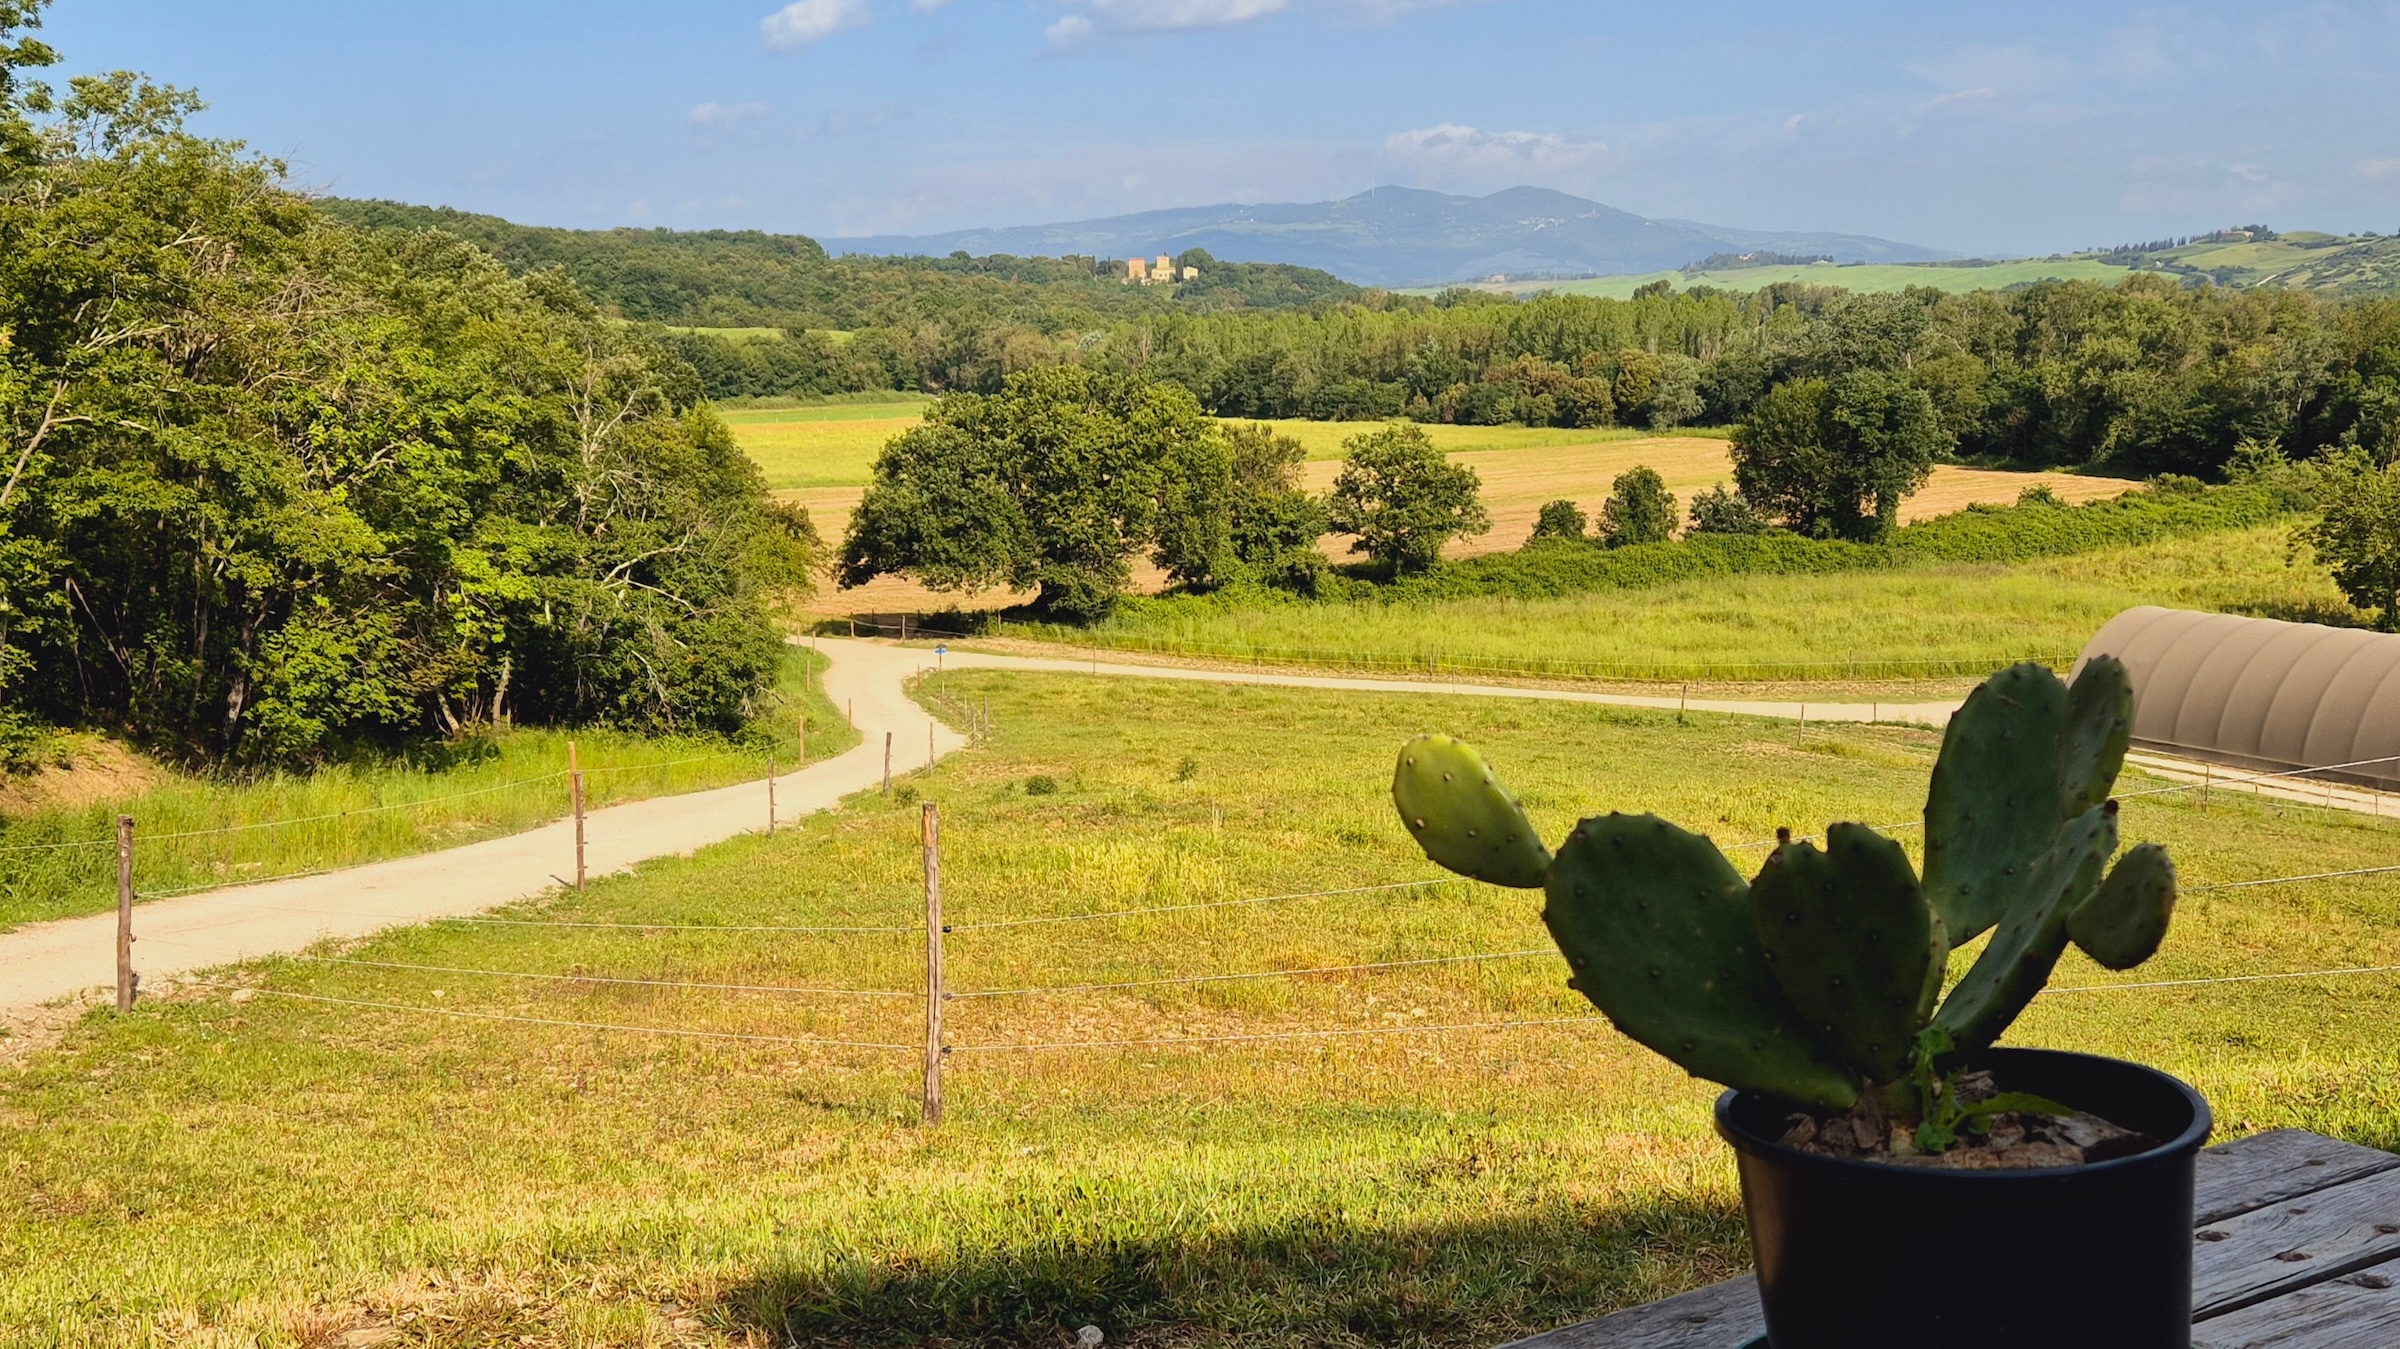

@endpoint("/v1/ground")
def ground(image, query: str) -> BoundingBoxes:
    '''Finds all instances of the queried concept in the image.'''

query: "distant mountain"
[827,186,1948,288]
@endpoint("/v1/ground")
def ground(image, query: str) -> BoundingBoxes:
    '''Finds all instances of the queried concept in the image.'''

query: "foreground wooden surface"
[1507,1129,2400,1348]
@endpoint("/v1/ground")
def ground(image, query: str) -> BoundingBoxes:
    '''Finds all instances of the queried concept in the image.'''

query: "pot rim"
[1713,1047,2212,1181]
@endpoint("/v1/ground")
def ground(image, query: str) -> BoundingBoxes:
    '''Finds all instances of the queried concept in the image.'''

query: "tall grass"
[995,521,2353,685]
[6,671,2398,1345]
[0,647,858,929]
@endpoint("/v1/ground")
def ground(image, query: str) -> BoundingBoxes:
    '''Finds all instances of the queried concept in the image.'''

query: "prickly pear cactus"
[1391,735,1550,889]
[1386,655,2179,1131]
[1751,824,1946,1085]
[1545,814,1860,1107]
[2068,842,2177,970]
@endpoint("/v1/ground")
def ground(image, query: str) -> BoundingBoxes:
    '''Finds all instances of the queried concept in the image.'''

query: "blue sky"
[35,0,2400,255]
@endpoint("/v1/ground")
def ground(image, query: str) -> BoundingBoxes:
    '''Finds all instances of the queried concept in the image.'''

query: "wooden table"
[1507,1130,2400,1348]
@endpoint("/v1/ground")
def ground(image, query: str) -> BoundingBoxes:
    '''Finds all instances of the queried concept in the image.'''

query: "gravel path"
[0,640,959,1022]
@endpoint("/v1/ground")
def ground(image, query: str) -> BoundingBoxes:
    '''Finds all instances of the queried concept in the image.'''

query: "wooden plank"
[1497,1276,1761,1349]
[2192,1255,2400,1349]
[2192,1165,2400,1317]
[2195,1128,2400,1224]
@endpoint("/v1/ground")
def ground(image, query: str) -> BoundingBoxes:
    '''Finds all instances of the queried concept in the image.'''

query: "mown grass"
[719,399,934,490]
[1006,524,2356,684]
[5,670,2397,1346]
[0,648,857,930]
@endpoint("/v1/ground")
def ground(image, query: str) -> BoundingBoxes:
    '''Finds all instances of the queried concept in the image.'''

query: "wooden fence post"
[921,802,944,1127]
[767,750,777,836]
[115,815,135,1012]
[927,722,935,772]
[569,741,587,890]
[883,732,893,795]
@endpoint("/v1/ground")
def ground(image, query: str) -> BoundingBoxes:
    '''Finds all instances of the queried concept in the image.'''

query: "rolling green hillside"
[316,199,1361,329]
[1442,228,2400,300]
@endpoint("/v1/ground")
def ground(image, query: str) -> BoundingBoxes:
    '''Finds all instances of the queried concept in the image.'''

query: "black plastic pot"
[1715,1048,2211,1349]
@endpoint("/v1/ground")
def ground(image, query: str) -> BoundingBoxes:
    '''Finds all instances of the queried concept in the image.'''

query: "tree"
[1688,482,1767,535]
[839,366,1223,619]
[1222,422,1328,591]
[1597,467,1677,547]
[1731,371,1945,541]
[1325,424,1488,574]
[1528,498,1588,544]
[0,58,814,764]
[2303,458,2400,630]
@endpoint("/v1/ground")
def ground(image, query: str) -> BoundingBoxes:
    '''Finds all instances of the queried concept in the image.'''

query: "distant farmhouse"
[1118,253,1200,285]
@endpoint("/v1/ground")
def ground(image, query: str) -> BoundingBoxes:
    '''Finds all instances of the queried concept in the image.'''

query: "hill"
[825,185,1947,288]
[2104,229,2400,295]
[315,199,1361,328]
[1456,229,2400,300]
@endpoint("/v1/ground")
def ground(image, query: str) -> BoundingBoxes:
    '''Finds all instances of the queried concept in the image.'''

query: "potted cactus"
[1391,660,2211,1348]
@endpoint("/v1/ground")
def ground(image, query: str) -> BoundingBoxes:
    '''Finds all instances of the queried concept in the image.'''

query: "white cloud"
[1045,12,1097,45]
[1046,0,1474,44]
[1383,122,1608,175]
[2363,158,2400,180]
[1082,0,1290,32]
[761,0,873,50]
[688,101,773,127]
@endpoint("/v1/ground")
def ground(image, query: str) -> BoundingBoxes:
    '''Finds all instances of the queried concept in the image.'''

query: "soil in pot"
[1775,1069,2158,1169]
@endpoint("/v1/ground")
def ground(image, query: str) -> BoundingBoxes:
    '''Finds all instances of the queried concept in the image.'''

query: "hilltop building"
[1116,253,1200,285]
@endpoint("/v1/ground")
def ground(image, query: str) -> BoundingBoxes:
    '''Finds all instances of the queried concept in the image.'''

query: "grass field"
[1439,258,2137,301]
[719,397,933,490]
[1012,524,2356,683]
[6,670,2398,1346]
[0,649,857,931]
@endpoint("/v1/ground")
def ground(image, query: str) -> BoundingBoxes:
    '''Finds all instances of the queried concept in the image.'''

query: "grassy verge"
[0,647,858,930]
[5,671,2397,1345]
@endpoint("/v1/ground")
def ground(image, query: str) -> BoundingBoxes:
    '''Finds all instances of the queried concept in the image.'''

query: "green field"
[1464,258,2136,300]
[0,650,856,931]
[719,396,933,489]
[6,670,2397,1346]
[1009,524,2357,683]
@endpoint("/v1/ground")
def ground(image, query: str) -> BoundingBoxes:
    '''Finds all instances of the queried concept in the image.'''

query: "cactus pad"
[1391,735,1552,889]
[1921,662,2072,944]
[1751,824,1948,1084]
[1545,813,1860,1108]
[1932,801,2120,1056]
[2059,657,2134,818]
[2069,842,2178,970]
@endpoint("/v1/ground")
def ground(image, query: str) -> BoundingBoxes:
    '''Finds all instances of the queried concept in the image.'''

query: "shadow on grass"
[716,1196,1744,1347]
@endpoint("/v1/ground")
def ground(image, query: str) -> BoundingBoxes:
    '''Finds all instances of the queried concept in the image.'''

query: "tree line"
[0,5,814,768]
[346,202,2400,488]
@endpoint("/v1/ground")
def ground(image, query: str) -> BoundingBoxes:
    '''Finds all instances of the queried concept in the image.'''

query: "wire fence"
[36,671,2397,1124]
[0,743,794,911]
[125,832,2400,1119]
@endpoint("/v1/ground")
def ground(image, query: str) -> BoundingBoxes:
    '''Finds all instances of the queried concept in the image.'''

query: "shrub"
[1528,499,1590,544]
[1688,483,1768,535]
[1025,774,1061,795]
[1597,467,1677,547]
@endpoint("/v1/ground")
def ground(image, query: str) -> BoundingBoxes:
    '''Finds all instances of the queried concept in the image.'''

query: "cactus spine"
[1389,659,2178,1133]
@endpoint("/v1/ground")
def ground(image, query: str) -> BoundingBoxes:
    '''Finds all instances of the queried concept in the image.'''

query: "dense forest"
[0,11,814,768]
[332,204,2400,482]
